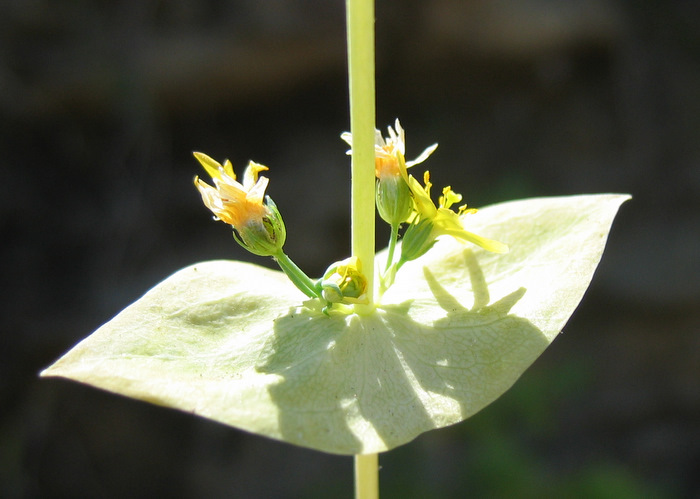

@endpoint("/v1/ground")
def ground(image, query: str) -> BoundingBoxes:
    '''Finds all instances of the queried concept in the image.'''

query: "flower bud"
[376,176,413,226]
[232,196,287,257]
[320,256,369,305]
[400,218,438,263]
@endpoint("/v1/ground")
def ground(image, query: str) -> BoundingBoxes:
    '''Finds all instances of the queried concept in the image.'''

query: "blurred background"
[2,0,699,497]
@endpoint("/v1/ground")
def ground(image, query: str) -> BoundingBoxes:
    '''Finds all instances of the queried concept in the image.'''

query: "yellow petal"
[407,174,438,219]
[432,208,509,253]
[193,152,225,181]
[442,228,509,253]
[222,159,236,180]
[405,143,438,167]
[243,161,269,189]
[245,176,270,204]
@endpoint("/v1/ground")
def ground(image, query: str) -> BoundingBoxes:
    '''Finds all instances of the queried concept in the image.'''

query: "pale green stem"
[378,223,400,296]
[347,0,379,496]
[347,0,375,313]
[273,252,320,299]
[384,223,400,273]
[355,454,379,499]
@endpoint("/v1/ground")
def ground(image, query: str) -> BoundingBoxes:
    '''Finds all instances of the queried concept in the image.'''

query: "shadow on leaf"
[256,249,549,454]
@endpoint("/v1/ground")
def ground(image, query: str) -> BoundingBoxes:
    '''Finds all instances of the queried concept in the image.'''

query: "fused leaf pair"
[42,194,629,455]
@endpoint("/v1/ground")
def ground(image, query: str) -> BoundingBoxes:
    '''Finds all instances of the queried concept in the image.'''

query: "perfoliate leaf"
[42,194,629,454]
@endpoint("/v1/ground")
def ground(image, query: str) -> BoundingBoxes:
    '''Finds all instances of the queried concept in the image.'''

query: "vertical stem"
[355,454,379,499]
[347,0,378,497]
[347,0,375,311]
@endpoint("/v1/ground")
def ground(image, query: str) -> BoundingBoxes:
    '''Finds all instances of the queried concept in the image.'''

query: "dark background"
[2,0,699,497]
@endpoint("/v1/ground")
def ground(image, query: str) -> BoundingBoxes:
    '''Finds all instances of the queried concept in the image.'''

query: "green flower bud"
[320,256,368,305]
[232,196,286,257]
[376,176,413,226]
[400,218,438,264]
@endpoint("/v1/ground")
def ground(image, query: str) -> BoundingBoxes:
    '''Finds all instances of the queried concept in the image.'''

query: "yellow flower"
[193,152,286,256]
[341,118,437,181]
[342,119,437,225]
[402,171,509,259]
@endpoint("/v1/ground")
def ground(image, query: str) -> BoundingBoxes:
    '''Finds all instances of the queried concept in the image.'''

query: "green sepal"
[376,176,413,226]
[234,196,286,257]
[399,217,438,264]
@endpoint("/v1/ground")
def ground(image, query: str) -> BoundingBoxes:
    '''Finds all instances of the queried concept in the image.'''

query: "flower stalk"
[384,222,400,277]
[272,252,321,299]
